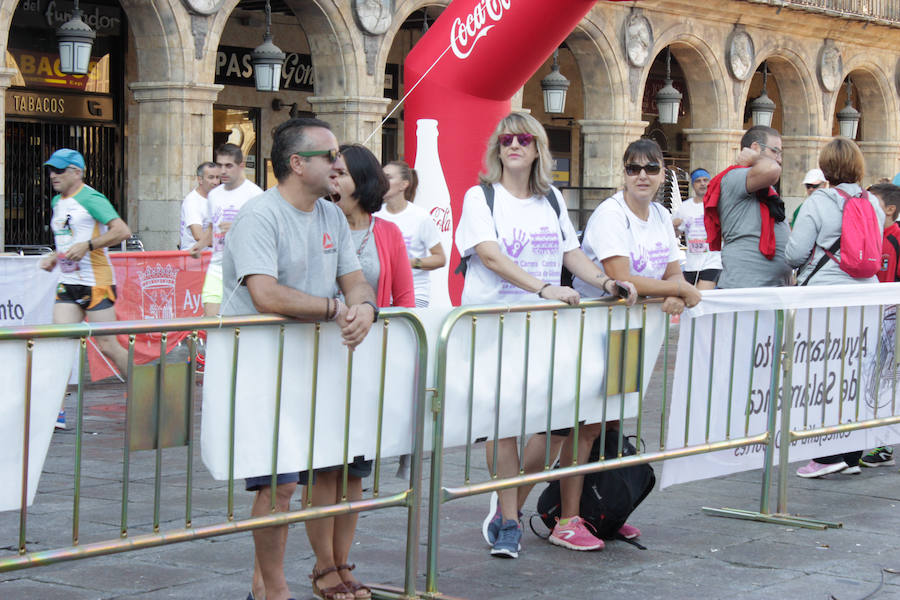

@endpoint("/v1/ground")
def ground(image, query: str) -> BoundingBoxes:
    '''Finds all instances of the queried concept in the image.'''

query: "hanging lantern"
[251,0,286,92]
[57,0,96,75]
[655,48,682,125]
[749,62,776,127]
[837,77,861,139]
[540,49,570,114]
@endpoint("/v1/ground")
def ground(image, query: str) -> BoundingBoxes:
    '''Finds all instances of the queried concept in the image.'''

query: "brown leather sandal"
[310,565,353,600]
[337,563,372,600]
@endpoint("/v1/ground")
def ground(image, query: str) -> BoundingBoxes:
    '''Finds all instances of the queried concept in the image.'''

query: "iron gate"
[5,120,121,247]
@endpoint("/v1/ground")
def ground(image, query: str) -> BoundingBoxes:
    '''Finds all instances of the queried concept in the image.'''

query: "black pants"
[816,452,862,467]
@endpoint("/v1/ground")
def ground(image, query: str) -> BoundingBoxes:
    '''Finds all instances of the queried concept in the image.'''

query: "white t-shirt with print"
[207,179,263,265]
[179,189,209,250]
[671,197,722,272]
[375,202,442,307]
[573,191,681,297]
[455,183,579,305]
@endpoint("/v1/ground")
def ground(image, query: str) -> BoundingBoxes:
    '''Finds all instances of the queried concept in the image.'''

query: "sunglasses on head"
[498,133,534,147]
[293,149,341,163]
[624,162,662,176]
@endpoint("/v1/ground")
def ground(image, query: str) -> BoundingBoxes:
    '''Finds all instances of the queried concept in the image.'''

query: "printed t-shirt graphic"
[206,179,264,265]
[375,202,443,305]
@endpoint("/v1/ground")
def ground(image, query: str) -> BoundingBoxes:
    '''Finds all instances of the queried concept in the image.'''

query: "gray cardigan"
[785,182,884,286]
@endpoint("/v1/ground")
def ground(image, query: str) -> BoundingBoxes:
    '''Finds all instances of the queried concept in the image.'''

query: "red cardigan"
[372,216,416,307]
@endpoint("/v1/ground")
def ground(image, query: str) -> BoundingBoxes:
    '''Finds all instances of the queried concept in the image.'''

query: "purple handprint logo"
[631,249,647,273]
[502,228,529,258]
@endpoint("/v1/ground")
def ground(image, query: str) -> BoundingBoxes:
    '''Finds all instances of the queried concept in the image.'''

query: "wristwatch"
[413,257,423,269]
[362,300,380,323]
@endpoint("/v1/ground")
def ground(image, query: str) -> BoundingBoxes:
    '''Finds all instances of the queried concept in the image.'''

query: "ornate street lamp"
[837,77,861,139]
[655,47,682,125]
[57,0,96,75]
[251,0,286,92]
[541,49,570,114]
[749,62,776,127]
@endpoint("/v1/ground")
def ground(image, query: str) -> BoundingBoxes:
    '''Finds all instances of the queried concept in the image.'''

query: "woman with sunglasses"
[301,144,414,600]
[573,139,702,314]
[456,112,637,558]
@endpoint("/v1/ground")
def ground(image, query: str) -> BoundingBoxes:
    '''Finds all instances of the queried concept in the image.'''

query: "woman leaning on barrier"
[297,144,414,600]
[786,136,885,479]
[454,111,638,558]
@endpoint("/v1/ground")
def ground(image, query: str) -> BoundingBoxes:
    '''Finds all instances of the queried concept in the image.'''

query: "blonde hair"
[479,112,554,196]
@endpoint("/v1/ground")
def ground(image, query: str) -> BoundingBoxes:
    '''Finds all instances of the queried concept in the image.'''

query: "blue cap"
[691,168,711,183]
[892,173,900,186]
[44,148,85,170]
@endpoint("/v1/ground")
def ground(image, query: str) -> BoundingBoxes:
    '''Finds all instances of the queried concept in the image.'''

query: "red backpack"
[822,189,882,278]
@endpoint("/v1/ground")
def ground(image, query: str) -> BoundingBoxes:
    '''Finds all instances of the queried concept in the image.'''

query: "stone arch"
[568,12,621,122]
[835,59,898,142]
[745,47,820,137]
[380,0,450,97]
[643,30,730,131]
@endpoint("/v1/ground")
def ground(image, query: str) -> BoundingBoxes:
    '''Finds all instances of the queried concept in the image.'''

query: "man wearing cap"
[38,149,132,427]
[791,168,827,227]
[672,168,721,289]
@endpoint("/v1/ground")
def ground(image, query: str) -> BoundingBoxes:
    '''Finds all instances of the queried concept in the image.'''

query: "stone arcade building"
[1,0,899,250]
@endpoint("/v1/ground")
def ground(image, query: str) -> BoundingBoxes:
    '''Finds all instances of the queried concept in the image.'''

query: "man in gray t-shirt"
[717,125,792,289]
[221,118,376,600]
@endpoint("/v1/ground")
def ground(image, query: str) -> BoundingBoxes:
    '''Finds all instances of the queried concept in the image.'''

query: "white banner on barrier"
[660,284,900,489]
[0,256,57,326]
[201,303,667,481]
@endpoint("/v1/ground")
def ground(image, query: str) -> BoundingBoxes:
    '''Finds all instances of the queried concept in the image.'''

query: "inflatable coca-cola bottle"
[412,119,452,308]
[403,0,597,304]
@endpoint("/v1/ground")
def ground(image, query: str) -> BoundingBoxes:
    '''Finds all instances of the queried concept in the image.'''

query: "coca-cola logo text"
[430,206,453,233]
[450,0,511,60]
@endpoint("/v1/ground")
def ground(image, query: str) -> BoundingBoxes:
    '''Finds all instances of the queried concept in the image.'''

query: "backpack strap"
[455,183,498,276]
[887,233,900,281]
[800,238,840,286]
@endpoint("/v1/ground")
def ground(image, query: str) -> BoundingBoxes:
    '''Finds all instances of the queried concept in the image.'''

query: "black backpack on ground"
[532,433,655,548]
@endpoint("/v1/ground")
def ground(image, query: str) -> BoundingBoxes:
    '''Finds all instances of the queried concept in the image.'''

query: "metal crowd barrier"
[0,310,427,600]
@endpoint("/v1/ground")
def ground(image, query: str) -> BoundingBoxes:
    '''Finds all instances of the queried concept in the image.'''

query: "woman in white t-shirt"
[456,112,637,557]
[670,168,722,289]
[574,139,702,313]
[375,161,446,307]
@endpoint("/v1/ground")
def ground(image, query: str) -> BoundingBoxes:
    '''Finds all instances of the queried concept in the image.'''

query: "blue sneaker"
[55,410,66,430]
[490,519,522,558]
[482,492,524,545]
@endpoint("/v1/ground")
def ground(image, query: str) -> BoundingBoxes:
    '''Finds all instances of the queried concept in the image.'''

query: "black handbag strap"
[799,237,841,286]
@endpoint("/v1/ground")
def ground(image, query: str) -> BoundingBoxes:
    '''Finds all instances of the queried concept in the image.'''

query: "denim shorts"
[298,456,373,485]
[244,472,300,492]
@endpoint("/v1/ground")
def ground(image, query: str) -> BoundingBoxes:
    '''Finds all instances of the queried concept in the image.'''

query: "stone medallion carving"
[623,11,653,68]
[726,27,754,81]
[182,0,225,16]
[354,0,392,36]
[818,40,843,92]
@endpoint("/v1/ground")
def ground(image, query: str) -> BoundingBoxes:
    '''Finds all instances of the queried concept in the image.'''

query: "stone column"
[0,67,17,248]
[578,119,648,188]
[128,82,222,251]
[858,140,900,187]
[307,96,391,156]
[781,135,830,216]
[683,129,744,177]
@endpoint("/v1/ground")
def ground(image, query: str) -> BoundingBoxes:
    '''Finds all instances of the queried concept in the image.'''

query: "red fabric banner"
[87,250,210,381]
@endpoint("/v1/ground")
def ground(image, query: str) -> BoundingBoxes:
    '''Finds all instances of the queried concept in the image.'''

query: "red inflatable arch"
[403,0,621,304]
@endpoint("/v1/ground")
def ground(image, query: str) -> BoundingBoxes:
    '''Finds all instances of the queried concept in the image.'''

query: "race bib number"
[687,238,707,254]
[59,257,80,273]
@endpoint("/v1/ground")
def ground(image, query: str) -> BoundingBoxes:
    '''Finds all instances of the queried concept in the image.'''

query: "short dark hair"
[740,125,779,150]
[623,138,663,165]
[215,143,243,165]
[867,183,900,211]
[340,144,388,214]
[387,160,418,201]
[819,136,864,185]
[196,161,216,177]
[270,117,332,182]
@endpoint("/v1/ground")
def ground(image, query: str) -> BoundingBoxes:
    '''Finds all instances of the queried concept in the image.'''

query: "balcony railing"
[741,0,900,24]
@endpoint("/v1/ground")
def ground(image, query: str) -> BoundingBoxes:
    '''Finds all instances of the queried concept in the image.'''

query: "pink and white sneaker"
[548,516,604,551]
[617,523,641,539]
[796,460,848,478]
